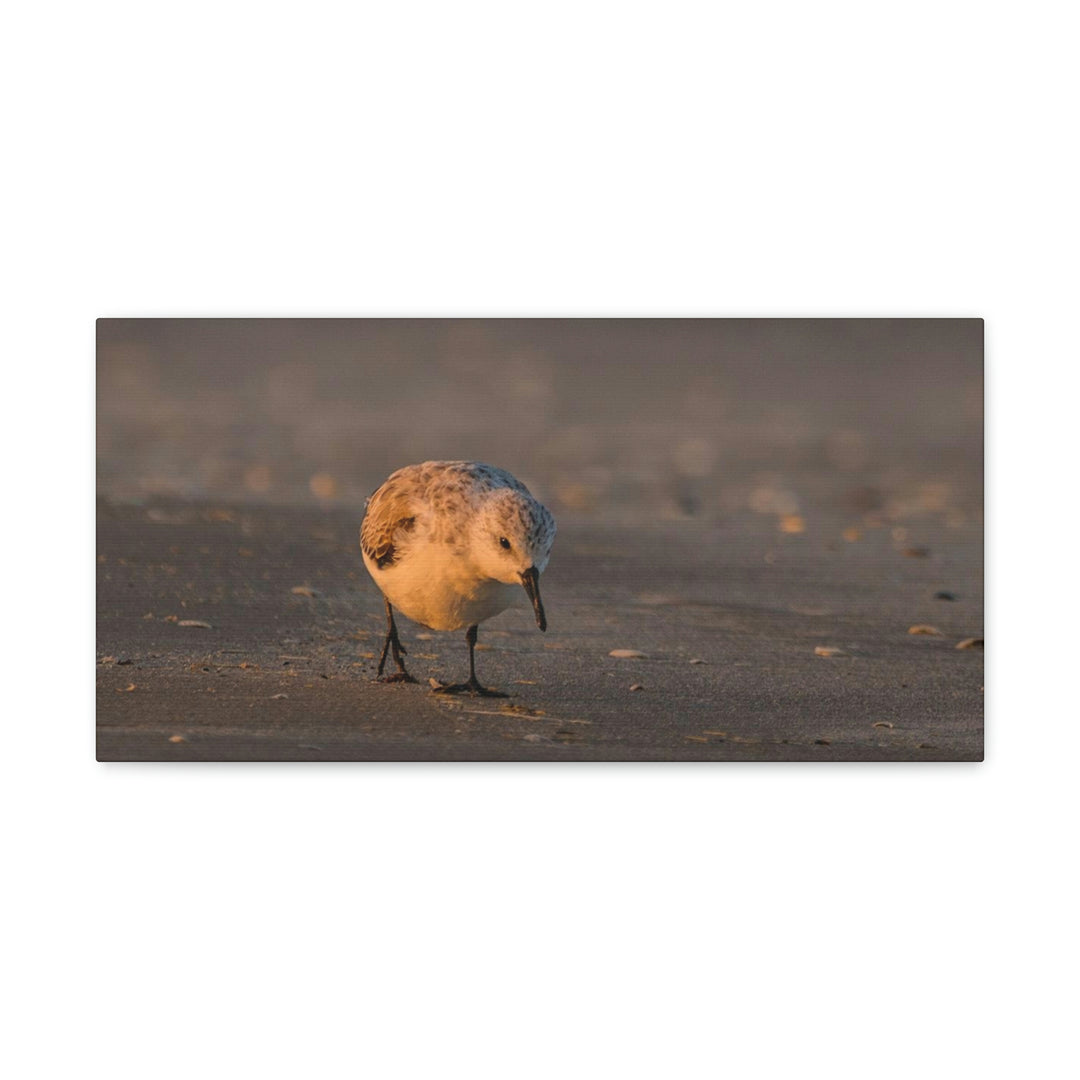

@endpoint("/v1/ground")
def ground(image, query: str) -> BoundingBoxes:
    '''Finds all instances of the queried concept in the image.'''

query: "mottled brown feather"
[360,480,419,569]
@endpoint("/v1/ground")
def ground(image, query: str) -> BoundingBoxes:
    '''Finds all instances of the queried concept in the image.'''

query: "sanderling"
[360,461,557,696]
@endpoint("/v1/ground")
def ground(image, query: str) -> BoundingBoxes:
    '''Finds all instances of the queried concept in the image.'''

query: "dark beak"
[520,566,547,632]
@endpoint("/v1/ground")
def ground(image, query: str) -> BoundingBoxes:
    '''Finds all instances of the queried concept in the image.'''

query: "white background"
[4,2,1077,1078]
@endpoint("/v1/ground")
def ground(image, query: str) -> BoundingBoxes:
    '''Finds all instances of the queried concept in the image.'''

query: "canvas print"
[97,319,984,761]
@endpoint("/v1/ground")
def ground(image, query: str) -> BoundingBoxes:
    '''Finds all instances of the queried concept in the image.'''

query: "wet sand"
[97,498,983,761]
[96,320,983,760]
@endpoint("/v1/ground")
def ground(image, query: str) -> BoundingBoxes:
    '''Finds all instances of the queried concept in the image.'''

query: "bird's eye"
[499,537,511,550]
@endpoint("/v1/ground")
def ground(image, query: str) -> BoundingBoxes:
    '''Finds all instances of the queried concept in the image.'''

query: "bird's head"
[471,488,556,630]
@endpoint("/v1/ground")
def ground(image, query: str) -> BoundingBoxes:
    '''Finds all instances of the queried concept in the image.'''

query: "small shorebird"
[360,461,557,696]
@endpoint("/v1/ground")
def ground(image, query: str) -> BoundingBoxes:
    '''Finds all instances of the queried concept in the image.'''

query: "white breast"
[363,542,520,632]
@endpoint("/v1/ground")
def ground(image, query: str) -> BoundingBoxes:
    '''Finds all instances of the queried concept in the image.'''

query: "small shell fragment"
[689,658,707,665]
[684,735,708,743]
[610,649,647,659]
[291,585,320,597]
[178,619,213,629]
[908,625,943,635]
[270,693,289,700]
[814,646,846,657]
[168,734,186,743]
[872,721,894,729]
[955,637,984,650]
[629,683,645,691]
[500,704,546,717]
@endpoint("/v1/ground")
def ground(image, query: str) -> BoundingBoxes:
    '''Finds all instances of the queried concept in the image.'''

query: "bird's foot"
[432,678,508,698]
[376,671,418,684]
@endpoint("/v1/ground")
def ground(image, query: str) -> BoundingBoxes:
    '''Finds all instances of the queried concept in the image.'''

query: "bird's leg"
[376,598,416,683]
[433,624,507,697]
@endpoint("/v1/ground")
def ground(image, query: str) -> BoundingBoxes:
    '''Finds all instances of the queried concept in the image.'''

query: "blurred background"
[97,318,983,531]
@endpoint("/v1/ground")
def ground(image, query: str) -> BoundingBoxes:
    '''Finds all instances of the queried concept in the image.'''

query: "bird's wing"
[360,478,419,569]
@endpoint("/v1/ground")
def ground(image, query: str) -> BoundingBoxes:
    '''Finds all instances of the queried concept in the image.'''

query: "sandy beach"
[96,319,983,761]
[97,498,982,762]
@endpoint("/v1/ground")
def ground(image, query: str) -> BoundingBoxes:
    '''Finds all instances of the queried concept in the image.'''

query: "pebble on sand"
[934,591,958,601]
[168,734,186,743]
[610,649,647,659]
[309,473,339,499]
